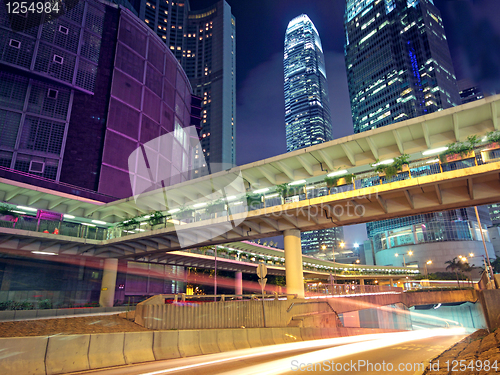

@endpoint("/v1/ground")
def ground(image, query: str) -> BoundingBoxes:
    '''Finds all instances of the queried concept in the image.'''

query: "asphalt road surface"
[75,328,468,375]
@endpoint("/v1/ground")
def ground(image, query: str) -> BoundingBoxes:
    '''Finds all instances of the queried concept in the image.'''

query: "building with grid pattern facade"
[283,15,343,256]
[138,0,236,174]
[343,0,493,270]
[0,0,200,198]
[344,0,460,134]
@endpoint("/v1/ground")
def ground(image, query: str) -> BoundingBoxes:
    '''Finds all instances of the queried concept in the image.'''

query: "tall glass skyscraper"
[139,0,236,174]
[284,15,342,256]
[343,0,492,270]
[284,14,333,151]
[345,0,460,134]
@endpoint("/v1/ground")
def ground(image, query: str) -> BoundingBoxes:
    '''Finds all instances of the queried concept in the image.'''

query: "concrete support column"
[99,258,118,307]
[0,263,14,291]
[390,278,394,287]
[235,271,243,295]
[284,229,304,298]
[359,278,365,293]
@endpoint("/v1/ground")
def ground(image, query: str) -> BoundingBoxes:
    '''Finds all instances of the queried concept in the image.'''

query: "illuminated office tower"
[344,0,492,270]
[344,0,460,134]
[139,0,236,174]
[284,15,342,256]
[284,14,332,151]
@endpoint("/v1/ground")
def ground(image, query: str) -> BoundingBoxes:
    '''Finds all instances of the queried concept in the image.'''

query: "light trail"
[217,328,467,375]
[138,328,466,375]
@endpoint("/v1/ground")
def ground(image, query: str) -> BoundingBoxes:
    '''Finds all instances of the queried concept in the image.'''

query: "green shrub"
[38,299,53,309]
[486,131,500,143]
[0,300,13,310]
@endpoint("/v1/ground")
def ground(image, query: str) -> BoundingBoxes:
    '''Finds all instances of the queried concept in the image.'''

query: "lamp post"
[395,250,413,267]
[474,206,495,286]
[424,260,432,276]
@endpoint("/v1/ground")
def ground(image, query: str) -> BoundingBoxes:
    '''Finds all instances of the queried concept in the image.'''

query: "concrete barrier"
[178,330,203,357]
[299,327,315,341]
[88,332,126,369]
[271,328,286,344]
[46,334,90,375]
[124,331,155,364]
[55,309,75,316]
[282,327,302,343]
[13,310,38,320]
[199,330,220,355]
[232,329,250,349]
[0,310,15,320]
[36,309,55,318]
[0,336,48,375]
[217,329,236,352]
[153,331,181,360]
[259,327,275,346]
[246,328,264,347]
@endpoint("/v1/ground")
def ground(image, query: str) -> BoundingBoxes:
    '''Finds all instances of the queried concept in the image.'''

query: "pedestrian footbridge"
[1,95,500,297]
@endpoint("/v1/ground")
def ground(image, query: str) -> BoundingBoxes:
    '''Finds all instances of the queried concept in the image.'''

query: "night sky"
[189,0,500,246]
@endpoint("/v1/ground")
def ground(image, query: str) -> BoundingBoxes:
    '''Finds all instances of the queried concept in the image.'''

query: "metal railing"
[312,284,403,296]
[1,144,498,244]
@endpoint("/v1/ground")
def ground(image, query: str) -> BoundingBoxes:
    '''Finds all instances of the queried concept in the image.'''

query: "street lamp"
[424,260,432,276]
[395,250,413,267]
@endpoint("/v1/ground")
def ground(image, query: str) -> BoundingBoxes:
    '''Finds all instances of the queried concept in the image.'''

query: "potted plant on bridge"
[206,199,226,217]
[374,154,410,180]
[148,211,166,227]
[324,173,355,193]
[119,217,140,231]
[439,135,479,163]
[177,206,194,221]
[0,203,19,224]
[246,193,262,210]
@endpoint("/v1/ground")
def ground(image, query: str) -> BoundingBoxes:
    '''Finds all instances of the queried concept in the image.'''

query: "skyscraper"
[284,14,332,151]
[345,0,460,134]
[284,14,342,256]
[139,0,236,174]
[343,0,492,270]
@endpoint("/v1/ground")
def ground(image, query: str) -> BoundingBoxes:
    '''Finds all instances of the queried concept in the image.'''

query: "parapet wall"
[0,326,402,375]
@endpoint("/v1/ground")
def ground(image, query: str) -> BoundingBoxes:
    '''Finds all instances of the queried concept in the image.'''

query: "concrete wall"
[409,302,487,329]
[0,326,403,374]
[135,291,483,330]
[478,289,500,330]
[0,306,134,321]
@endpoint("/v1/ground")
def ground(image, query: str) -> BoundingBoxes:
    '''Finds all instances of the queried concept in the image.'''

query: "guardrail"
[1,144,497,243]
[310,284,403,296]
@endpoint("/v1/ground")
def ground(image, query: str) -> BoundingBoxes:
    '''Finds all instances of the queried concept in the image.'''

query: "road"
[74,328,468,375]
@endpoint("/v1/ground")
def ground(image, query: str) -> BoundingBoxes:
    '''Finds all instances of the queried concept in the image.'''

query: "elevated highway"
[1,95,500,297]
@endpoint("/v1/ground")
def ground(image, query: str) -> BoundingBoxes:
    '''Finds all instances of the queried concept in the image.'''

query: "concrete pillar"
[235,271,243,295]
[359,278,365,285]
[99,258,118,307]
[284,229,305,298]
[0,263,14,291]
[390,278,394,287]
[359,278,365,293]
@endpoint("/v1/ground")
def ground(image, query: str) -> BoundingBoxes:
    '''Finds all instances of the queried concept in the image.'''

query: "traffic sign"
[257,263,267,279]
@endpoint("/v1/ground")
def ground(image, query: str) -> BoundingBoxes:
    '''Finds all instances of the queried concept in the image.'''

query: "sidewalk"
[421,329,500,375]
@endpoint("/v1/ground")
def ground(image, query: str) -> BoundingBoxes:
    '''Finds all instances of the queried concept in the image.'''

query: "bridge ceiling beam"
[257,166,277,185]
[491,102,499,130]
[421,122,431,148]
[393,130,404,154]
[366,137,379,160]
[297,155,314,176]
[452,114,460,141]
[316,150,335,171]
[275,161,295,181]
[340,144,356,166]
